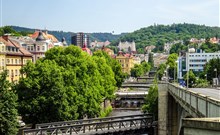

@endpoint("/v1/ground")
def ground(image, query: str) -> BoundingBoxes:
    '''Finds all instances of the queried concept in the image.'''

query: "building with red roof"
[0,35,33,82]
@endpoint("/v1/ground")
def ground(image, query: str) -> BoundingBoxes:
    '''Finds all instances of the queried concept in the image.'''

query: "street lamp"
[214,68,217,78]
[174,60,178,84]
[204,74,207,80]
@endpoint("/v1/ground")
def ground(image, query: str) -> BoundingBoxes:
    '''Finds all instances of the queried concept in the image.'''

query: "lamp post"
[214,68,217,87]
[174,60,178,84]
[205,74,207,80]
[187,44,189,90]
[214,68,217,78]
[167,65,170,82]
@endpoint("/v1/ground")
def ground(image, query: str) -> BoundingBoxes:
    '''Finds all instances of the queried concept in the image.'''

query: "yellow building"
[115,52,134,74]
[0,39,6,72]
[1,36,33,83]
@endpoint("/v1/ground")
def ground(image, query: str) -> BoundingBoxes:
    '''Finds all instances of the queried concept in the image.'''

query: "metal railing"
[23,114,153,135]
[35,114,151,129]
[168,83,220,117]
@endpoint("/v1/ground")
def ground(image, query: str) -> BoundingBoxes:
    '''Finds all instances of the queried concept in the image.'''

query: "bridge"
[23,114,154,135]
[121,82,151,88]
[113,91,148,108]
[158,83,220,135]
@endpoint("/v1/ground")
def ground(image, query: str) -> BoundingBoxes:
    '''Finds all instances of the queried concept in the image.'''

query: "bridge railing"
[35,114,152,129]
[24,115,153,135]
[168,83,220,117]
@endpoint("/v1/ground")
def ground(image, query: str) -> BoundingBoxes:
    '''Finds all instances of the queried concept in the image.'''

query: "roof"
[0,37,14,47]
[30,31,58,42]
[0,36,33,57]
[10,39,33,57]
[82,47,92,55]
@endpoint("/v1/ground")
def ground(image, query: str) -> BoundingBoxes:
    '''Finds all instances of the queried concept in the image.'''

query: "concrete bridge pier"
[158,83,185,135]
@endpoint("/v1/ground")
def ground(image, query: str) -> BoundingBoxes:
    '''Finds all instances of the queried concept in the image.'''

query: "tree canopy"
[16,46,124,125]
[130,62,151,77]
[110,23,220,53]
[0,71,18,135]
[204,58,220,82]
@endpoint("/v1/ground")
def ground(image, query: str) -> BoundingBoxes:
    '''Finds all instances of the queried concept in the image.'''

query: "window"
[7,59,10,64]
[15,59,17,64]
[2,46,4,52]
[37,46,40,51]
[27,46,31,51]
[11,59,13,64]
[42,46,45,51]
[31,46,34,51]
[11,70,14,77]
[15,70,18,76]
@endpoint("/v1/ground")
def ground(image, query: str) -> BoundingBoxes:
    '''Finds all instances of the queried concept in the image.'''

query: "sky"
[0,0,219,34]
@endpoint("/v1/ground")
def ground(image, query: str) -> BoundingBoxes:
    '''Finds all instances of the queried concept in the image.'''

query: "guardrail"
[168,83,220,117]
[24,114,153,135]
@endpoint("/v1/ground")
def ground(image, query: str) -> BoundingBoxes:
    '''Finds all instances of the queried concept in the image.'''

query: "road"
[190,88,220,100]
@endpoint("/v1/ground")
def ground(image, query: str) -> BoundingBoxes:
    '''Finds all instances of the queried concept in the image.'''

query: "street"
[190,88,220,100]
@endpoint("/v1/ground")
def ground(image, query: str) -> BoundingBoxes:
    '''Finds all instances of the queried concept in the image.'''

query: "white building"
[177,49,220,81]
[118,41,136,53]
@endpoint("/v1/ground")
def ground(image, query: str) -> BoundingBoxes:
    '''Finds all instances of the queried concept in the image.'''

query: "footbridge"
[113,91,148,108]
[121,82,151,88]
[23,114,154,135]
[158,83,220,135]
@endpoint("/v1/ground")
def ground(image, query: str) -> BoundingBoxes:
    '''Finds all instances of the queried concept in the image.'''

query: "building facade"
[71,33,90,48]
[0,40,6,71]
[115,52,134,74]
[118,41,136,54]
[0,36,33,82]
[177,49,220,81]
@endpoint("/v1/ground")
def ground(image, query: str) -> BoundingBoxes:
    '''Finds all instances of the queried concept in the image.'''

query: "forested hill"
[11,26,125,44]
[110,23,220,53]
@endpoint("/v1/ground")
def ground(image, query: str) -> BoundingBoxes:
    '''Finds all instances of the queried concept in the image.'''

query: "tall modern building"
[177,48,220,82]
[71,33,90,48]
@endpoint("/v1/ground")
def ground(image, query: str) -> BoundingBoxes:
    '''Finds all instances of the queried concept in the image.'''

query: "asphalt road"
[190,88,220,100]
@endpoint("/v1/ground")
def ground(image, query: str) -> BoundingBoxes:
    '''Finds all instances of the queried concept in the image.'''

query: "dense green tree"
[148,53,154,68]
[93,50,125,88]
[110,23,220,53]
[157,63,166,80]
[92,55,116,99]
[141,61,151,74]
[130,62,151,77]
[130,64,144,77]
[0,26,21,36]
[142,79,158,120]
[16,46,118,125]
[166,53,178,80]
[0,71,18,135]
[203,58,220,82]
[183,70,196,88]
